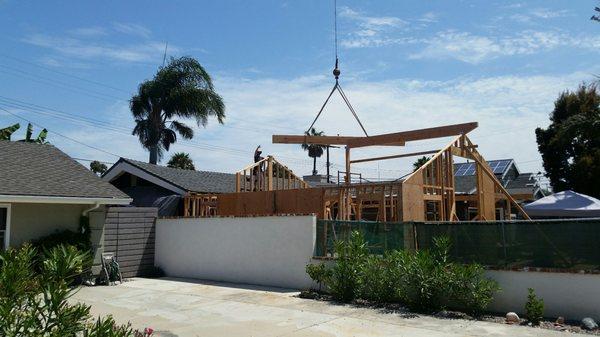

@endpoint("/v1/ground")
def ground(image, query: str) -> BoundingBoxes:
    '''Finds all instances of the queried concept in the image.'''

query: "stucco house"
[0,141,131,250]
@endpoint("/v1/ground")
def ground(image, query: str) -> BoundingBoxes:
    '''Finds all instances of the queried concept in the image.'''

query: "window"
[0,205,10,250]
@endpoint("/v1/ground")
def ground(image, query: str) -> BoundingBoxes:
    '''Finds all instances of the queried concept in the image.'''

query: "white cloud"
[23,33,175,63]
[112,23,152,39]
[530,8,569,19]
[339,6,409,48]
[410,30,600,64]
[69,26,108,37]
[42,70,589,180]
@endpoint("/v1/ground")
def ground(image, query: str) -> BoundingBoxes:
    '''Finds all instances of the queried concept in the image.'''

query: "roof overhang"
[0,194,132,205]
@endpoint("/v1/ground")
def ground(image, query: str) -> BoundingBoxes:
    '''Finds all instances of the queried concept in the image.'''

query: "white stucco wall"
[486,270,600,320]
[155,216,316,289]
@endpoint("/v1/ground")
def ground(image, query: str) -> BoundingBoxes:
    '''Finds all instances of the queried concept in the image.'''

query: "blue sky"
[0,1,598,181]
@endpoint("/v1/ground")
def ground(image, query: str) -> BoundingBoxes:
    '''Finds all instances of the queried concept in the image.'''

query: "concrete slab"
[72,277,587,337]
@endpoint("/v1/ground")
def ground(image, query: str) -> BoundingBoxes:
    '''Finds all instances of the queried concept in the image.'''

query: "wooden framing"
[181,121,530,221]
[235,155,308,192]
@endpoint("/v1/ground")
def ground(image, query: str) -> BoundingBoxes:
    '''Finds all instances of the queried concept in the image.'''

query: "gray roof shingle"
[117,158,236,194]
[0,141,130,200]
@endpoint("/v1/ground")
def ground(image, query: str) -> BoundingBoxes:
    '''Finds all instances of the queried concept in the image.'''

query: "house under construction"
[183,122,530,222]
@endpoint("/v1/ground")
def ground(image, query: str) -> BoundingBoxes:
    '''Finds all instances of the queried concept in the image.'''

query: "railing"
[315,218,600,272]
[235,156,308,192]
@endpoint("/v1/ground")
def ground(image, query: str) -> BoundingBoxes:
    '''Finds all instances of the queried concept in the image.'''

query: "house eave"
[0,194,132,205]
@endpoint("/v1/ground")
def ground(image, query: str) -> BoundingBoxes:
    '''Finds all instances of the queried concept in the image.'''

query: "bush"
[306,263,331,292]
[31,220,91,253]
[0,244,152,336]
[357,253,399,303]
[306,231,500,314]
[327,231,368,302]
[525,288,544,325]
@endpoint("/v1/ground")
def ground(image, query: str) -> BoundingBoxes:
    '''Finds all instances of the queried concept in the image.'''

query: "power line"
[0,106,121,157]
[0,98,317,167]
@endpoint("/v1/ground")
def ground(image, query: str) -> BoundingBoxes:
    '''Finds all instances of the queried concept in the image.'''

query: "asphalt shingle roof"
[0,141,130,199]
[119,158,236,194]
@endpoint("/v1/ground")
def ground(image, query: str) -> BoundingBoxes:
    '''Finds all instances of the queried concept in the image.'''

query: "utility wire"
[0,106,121,158]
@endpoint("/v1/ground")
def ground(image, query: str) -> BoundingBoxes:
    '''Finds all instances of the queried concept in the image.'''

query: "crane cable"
[305,0,369,137]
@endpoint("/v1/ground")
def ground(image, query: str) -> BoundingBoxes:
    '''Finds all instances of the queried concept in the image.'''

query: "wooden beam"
[272,122,476,147]
[347,122,478,148]
[272,134,404,146]
[350,149,440,164]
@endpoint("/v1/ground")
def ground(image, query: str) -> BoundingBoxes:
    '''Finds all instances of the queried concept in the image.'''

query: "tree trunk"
[312,156,317,175]
[149,146,158,164]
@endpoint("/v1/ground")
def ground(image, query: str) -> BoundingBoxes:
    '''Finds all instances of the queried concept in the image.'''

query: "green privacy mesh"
[316,219,600,271]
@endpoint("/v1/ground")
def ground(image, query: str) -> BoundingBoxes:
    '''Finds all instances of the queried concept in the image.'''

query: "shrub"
[306,263,331,292]
[447,263,500,315]
[0,244,151,336]
[396,245,448,312]
[357,253,400,303]
[306,231,500,314]
[525,288,544,325]
[327,231,368,302]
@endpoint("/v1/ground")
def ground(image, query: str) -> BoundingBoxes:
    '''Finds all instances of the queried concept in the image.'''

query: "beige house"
[0,141,131,250]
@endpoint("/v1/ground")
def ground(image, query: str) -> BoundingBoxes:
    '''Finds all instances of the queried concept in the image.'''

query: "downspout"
[82,202,101,216]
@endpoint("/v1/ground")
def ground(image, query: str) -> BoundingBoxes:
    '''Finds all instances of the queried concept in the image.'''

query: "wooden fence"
[103,207,158,278]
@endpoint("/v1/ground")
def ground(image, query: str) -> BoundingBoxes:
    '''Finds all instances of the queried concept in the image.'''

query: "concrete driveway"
[72,278,585,337]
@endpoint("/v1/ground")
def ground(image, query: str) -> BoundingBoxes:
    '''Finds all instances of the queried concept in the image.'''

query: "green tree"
[89,161,108,176]
[131,56,225,164]
[301,128,326,175]
[0,123,20,140]
[19,123,48,144]
[167,152,195,170]
[535,84,600,198]
[413,156,430,172]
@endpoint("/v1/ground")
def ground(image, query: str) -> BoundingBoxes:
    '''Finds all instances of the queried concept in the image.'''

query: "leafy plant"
[525,288,544,325]
[90,160,109,176]
[167,152,196,170]
[328,231,368,302]
[306,232,500,314]
[19,123,49,144]
[0,123,20,140]
[0,244,152,336]
[357,253,399,303]
[305,263,331,292]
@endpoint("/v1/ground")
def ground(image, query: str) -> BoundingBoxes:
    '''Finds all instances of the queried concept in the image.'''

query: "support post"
[267,156,273,191]
[345,146,350,185]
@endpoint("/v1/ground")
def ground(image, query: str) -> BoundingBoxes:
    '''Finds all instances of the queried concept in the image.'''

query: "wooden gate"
[103,207,158,278]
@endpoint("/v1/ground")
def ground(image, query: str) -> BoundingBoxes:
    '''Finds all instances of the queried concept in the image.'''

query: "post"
[326,146,330,183]
[267,156,273,191]
[235,172,240,193]
[345,146,351,185]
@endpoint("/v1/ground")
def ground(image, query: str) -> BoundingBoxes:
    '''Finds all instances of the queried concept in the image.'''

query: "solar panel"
[454,160,512,176]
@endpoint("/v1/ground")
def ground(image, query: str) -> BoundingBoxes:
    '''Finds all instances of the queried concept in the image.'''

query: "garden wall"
[155,215,316,289]
[486,270,600,320]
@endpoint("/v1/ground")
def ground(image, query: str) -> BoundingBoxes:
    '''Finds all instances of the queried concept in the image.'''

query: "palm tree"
[0,123,20,140]
[413,156,430,172]
[167,152,195,170]
[301,128,326,175]
[131,56,225,164]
